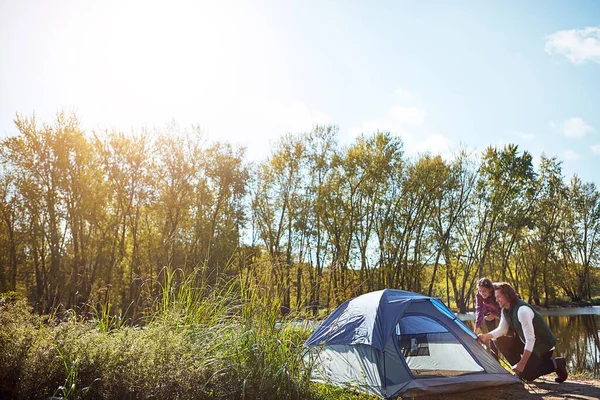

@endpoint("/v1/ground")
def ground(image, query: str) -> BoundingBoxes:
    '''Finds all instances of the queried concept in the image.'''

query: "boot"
[554,357,568,383]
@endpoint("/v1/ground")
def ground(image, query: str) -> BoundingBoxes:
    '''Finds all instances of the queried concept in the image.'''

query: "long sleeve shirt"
[489,306,536,353]
[475,293,501,330]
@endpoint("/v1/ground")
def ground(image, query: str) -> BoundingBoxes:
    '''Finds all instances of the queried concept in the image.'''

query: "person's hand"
[484,314,495,321]
[512,360,527,374]
[478,333,492,344]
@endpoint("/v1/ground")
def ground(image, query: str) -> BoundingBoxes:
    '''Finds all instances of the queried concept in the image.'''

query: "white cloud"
[562,117,594,138]
[265,101,331,133]
[407,134,454,158]
[520,133,535,141]
[563,149,582,161]
[199,100,330,161]
[591,144,600,155]
[394,88,412,99]
[389,106,427,126]
[348,106,427,139]
[545,27,600,64]
[347,101,453,158]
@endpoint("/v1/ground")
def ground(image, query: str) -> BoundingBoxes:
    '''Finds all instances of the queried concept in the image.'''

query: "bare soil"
[418,376,600,400]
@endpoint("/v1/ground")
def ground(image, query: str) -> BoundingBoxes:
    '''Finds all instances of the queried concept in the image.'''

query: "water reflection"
[459,307,600,378]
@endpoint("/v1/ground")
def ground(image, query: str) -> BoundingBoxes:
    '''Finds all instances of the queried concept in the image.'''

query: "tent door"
[394,314,485,378]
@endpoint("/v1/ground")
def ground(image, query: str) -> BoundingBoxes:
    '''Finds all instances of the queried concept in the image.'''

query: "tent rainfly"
[304,289,519,398]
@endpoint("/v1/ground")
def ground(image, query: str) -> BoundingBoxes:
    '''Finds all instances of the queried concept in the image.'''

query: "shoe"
[554,357,568,383]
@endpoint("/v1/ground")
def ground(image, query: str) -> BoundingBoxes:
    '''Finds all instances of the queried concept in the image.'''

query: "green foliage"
[1,271,369,400]
[2,111,600,319]
[0,292,45,397]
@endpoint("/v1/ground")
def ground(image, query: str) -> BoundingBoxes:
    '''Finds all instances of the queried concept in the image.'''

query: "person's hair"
[477,277,497,304]
[477,277,494,291]
[493,282,519,304]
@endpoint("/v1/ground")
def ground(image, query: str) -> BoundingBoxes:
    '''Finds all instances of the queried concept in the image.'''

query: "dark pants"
[483,319,499,360]
[494,336,556,381]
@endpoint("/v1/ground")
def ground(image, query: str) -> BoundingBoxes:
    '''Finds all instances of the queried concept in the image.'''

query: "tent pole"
[382,350,387,397]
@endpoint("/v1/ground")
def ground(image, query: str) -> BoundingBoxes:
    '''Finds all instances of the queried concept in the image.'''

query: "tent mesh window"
[396,315,484,377]
[399,333,430,357]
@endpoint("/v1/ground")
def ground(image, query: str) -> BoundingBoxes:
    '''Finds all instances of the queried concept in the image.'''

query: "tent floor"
[411,369,478,377]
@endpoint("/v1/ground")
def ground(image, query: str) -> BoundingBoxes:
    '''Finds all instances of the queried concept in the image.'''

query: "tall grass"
[0,269,365,399]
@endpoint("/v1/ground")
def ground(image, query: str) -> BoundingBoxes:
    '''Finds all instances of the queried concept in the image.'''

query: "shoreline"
[420,376,600,400]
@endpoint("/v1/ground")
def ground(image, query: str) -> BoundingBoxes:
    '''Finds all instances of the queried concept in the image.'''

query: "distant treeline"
[0,112,598,316]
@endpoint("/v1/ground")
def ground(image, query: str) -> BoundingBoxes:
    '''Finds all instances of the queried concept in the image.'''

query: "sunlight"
[2,0,331,161]
[72,1,248,127]
[67,0,315,161]
[39,0,285,150]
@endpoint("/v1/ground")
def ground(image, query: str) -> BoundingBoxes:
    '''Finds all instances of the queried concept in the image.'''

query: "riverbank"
[2,285,599,400]
[533,298,600,309]
[420,376,600,400]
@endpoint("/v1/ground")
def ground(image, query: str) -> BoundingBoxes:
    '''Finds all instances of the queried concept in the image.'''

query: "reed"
[0,268,369,399]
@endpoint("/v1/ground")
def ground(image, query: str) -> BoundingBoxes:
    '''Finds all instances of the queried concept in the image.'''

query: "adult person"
[478,282,568,382]
[474,278,501,359]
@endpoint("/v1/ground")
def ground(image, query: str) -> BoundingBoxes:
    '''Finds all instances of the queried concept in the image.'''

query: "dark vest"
[503,299,556,358]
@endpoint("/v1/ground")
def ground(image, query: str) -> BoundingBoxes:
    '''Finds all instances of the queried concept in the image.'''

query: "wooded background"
[1,112,598,318]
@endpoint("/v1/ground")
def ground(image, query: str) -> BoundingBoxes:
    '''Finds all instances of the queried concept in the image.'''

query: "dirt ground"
[417,376,600,400]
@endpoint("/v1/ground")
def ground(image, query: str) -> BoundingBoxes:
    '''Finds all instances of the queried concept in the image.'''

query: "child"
[475,277,501,359]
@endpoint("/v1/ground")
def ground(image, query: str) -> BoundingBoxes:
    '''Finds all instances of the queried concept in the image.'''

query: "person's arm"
[475,294,484,330]
[478,311,508,343]
[513,306,535,373]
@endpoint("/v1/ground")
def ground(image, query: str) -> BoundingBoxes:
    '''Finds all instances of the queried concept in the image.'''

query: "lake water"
[458,307,600,378]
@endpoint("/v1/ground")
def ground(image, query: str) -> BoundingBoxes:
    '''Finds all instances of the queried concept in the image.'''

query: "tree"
[95,128,153,311]
[0,113,83,310]
[560,176,600,301]
[521,156,565,305]
[348,132,404,295]
[0,169,19,292]
[252,133,305,314]
[200,141,249,280]
[477,144,536,280]
[302,125,338,314]
[428,150,476,303]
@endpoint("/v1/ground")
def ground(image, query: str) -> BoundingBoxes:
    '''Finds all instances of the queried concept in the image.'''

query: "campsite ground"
[418,376,600,400]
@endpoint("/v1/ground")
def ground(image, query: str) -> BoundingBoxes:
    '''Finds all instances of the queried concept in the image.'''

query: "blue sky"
[1,0,599,185]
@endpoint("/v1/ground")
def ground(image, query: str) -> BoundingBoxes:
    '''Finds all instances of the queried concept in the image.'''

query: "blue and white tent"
[304,289,518,398]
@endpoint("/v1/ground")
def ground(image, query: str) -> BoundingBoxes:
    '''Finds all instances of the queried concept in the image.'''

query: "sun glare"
[41,1,277,150]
